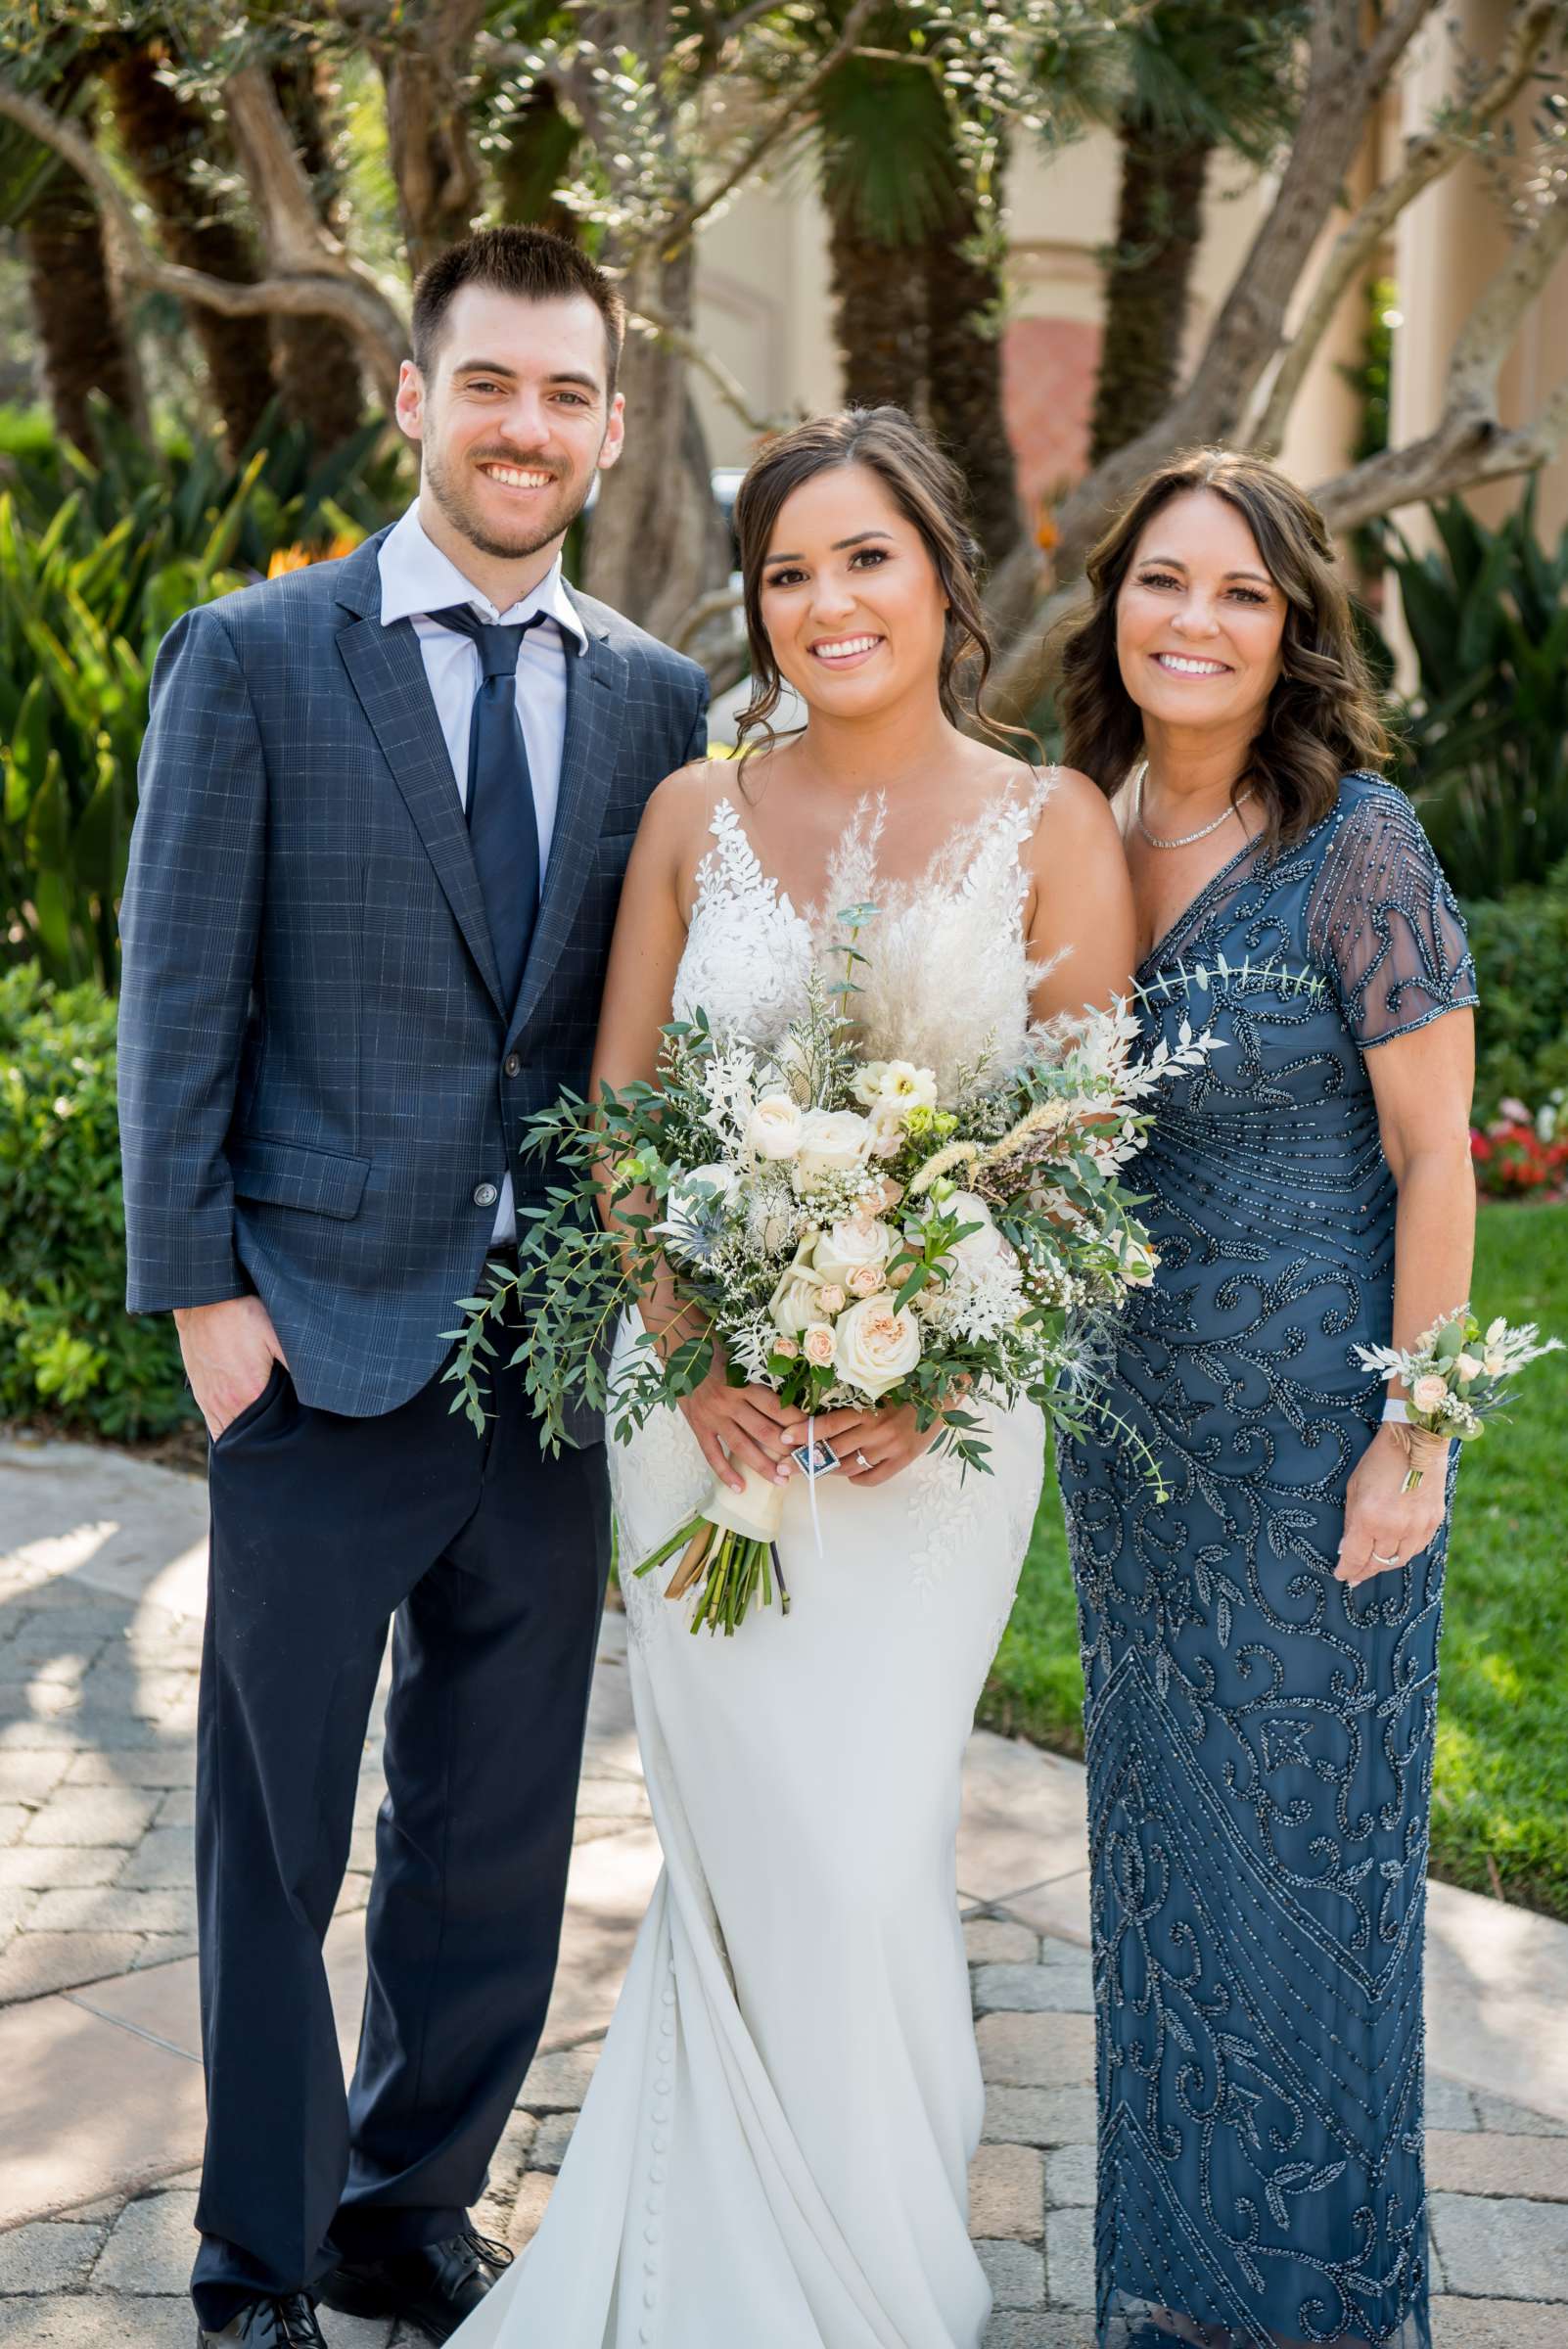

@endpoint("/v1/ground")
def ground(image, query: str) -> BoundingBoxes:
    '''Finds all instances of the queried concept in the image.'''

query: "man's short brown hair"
[410,226,625,393]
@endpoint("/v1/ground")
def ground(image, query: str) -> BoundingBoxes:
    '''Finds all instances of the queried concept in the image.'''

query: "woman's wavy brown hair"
[1059,448,1388,849]
[731,405,1028,763]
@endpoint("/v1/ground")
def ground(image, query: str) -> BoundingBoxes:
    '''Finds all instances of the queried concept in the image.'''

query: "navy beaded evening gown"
[1057,773,1478,2349]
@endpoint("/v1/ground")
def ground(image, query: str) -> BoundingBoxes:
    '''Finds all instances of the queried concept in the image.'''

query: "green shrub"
[0,397,408,992]
[1378,483,1568,898]
[0,963,193,1439]
[1463,857,1568,1121]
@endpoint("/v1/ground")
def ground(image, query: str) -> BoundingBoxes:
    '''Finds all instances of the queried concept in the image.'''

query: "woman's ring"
[1371,1548,1400,1566]
[855,1450,870,1472]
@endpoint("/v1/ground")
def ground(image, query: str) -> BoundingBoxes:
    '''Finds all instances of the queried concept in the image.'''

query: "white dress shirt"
[378,499,588,1241]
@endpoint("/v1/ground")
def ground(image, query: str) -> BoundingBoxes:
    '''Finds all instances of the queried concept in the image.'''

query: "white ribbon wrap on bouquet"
[701,1462,786,1544]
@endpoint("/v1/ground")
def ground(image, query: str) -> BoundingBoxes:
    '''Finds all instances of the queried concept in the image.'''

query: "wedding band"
[855,1450,870,1471]
[1371,1549,1400,1566]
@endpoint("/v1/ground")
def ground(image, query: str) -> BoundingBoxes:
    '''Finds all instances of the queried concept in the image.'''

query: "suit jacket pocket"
[230,1132,371,1221]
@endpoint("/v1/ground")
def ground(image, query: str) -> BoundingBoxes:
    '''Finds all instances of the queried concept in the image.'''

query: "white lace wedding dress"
[454,789,1051,2349]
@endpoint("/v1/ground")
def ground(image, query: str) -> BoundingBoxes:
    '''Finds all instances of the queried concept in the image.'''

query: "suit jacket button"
[503,1053,522,1079]
[473,1181,499,1209]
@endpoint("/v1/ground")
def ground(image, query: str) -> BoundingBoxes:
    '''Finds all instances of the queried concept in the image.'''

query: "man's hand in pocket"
[174,1297,288,1441]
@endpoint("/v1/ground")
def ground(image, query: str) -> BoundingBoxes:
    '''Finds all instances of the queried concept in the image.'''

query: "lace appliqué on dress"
[671,797,812,1043]
[673,779,1056,1094]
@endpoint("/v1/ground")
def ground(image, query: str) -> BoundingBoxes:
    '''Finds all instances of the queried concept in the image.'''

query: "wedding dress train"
[452,787,1051,2349]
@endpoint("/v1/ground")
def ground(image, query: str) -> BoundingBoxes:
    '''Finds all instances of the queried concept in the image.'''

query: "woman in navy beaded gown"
[1055,453,1478,2349]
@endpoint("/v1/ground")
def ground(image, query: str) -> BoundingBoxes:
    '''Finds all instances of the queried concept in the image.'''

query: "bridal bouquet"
[449,926,1219,1635]
[1356,1306,1562,1491]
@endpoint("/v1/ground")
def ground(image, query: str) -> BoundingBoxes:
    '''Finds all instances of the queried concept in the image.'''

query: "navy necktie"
[429,602,550,1012]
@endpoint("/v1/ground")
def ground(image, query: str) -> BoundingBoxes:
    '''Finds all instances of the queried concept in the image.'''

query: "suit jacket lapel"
[507,614,627,1047]
[335,585,507,1018]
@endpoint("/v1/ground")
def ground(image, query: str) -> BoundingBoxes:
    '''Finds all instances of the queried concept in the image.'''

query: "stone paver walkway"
[2,1436,1565,2346]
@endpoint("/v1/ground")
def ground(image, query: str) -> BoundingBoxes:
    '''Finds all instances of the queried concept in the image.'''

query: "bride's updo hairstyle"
[1059,448,1388,850]
[731,405,1013,756]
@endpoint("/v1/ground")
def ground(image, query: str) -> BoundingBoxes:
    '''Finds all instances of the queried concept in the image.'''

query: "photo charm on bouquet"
[449,908,1221,1635]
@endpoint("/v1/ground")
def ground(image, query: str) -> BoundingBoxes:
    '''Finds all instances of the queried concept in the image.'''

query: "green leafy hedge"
[1463,858,1568,1121]
[0,963,193,1439]
[0,396,405,992]
[1381,484,1568,898]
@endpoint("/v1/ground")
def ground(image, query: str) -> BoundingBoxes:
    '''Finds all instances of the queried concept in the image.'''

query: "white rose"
[1411,1373,1450,1413]
[834,1293,923,1401]
[847,1262,883,1298]
[816,1282,848,1315]
[813,1216,894,1287]
[939,1190,1005,1273]
[795,1108,873,1189]
[768,1234,823,1335]
[1453,1353,1482,1382]
[802,1323,837,1368]
[746,1093,804,1161]
[771,1333,799,1359]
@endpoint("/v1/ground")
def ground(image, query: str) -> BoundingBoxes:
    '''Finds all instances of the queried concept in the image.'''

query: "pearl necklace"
[1133,760,1256,850]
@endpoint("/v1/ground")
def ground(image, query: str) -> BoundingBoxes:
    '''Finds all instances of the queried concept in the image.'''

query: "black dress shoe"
[197,2296,327,2347]
[316,2228,513,2344]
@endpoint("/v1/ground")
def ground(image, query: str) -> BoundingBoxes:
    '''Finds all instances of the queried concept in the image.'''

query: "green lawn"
[979,1200,1568,1920]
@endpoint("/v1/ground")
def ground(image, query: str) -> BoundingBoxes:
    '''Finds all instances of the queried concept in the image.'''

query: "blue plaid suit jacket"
[118,526,708,1417]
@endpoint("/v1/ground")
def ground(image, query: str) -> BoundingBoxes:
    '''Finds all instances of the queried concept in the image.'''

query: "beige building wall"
[1392,0,1568,541]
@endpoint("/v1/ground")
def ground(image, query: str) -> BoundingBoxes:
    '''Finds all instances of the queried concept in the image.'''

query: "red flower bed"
[1471,1118,1568,1198]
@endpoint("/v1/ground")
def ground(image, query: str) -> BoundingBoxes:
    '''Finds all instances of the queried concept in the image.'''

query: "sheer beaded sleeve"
[1308,777,1479,1048]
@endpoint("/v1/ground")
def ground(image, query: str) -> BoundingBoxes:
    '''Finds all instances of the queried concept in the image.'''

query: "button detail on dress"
[503,1052,522,1078]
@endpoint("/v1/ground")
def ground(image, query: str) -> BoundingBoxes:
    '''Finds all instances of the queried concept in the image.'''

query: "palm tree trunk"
[492,80,580,241]
[19,88,146,454]
[267,53,367,452]
[829,204,925,415]
[101,41,274,457]
[923,157,1023,574]
[1088,107,1214,466]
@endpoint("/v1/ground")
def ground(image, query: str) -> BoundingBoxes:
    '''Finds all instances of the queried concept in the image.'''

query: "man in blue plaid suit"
[117,229,708,2349]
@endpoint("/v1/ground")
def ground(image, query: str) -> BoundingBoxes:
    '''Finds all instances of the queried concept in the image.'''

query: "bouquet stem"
[634,1466,790,1637]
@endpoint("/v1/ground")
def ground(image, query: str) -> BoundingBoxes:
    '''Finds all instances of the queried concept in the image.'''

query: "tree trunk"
[374,0,486,279]
[829,203,926,414]
[267,53,367,451]
[923,164,1023,574]
[101,41,274,457]
[1088,108,1214,466]
[492,81,581,240]
[581,250,731,646]
[19,91,146,454]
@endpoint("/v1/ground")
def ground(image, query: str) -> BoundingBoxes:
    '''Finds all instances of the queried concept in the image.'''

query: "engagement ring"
[1371,1549,1400,1566]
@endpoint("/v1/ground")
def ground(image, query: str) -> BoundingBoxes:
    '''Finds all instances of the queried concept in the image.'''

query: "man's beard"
[423,438,597,561]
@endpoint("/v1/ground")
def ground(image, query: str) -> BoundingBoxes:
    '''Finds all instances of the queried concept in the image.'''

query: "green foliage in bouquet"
[0,964,192,1439]
[1378,483,1568,898]
[0,397,405,991]
[448,936,1216,1635]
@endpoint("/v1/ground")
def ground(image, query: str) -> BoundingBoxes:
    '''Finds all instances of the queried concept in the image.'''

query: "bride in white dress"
[454,408,1135,2349]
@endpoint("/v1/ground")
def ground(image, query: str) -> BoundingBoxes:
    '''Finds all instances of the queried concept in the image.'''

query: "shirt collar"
[378,500,588,650]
